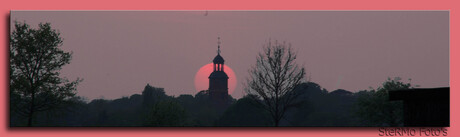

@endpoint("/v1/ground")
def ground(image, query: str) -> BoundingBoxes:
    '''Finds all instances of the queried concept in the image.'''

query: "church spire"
[213,36,225,72]
[217,36,221,55]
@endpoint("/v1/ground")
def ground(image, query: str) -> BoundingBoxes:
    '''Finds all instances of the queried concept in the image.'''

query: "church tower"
[208,37,229,106]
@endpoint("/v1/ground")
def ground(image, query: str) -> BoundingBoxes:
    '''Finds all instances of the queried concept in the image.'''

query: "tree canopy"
[10,21,81,126]
[355,77,415,126]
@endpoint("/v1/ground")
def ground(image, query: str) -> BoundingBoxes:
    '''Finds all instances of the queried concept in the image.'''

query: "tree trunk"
[27,112,33,126]
[27,92,35,127]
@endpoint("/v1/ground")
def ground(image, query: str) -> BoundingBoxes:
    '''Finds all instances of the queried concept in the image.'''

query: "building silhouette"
[389,87,450,127]
[208,37,229,107]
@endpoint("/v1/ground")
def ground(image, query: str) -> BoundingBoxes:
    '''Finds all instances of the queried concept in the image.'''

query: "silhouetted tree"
[215,95,271,126]
[188,90,220,126]
[245,39,306,126]
[33,96,88,126]
[144,100,188,126]
[355,77,415,126]
[283,82,360,126]
[142,84,168,107]
[10,21,82,126]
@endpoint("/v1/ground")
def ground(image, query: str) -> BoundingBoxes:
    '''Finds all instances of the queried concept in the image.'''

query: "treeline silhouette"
[8,22,428,127]
[10,78,410,127]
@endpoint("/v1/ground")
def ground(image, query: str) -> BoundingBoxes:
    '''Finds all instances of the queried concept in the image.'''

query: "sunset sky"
[10,11,449,100]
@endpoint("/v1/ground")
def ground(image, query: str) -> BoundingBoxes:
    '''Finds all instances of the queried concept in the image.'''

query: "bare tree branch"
[245,39,307,126]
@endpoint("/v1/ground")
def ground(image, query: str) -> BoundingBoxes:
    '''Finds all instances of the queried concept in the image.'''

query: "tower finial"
[217,36,221,55]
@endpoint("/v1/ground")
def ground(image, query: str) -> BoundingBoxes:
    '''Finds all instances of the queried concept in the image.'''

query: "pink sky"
[10,11,449,100]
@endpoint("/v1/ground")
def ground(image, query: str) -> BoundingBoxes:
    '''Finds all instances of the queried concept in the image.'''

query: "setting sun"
[194,63,237,94]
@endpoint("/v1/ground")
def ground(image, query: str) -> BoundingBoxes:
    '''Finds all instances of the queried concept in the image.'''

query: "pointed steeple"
[217,36,221,55]
[213,37,225,64]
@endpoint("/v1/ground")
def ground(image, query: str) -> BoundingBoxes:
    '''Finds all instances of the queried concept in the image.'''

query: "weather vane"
[217,36,221,55]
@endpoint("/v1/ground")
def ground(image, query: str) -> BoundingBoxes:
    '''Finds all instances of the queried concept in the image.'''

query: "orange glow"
[194,63,237,94]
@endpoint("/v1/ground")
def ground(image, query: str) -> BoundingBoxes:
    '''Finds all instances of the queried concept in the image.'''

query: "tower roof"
[213,54,224,64]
